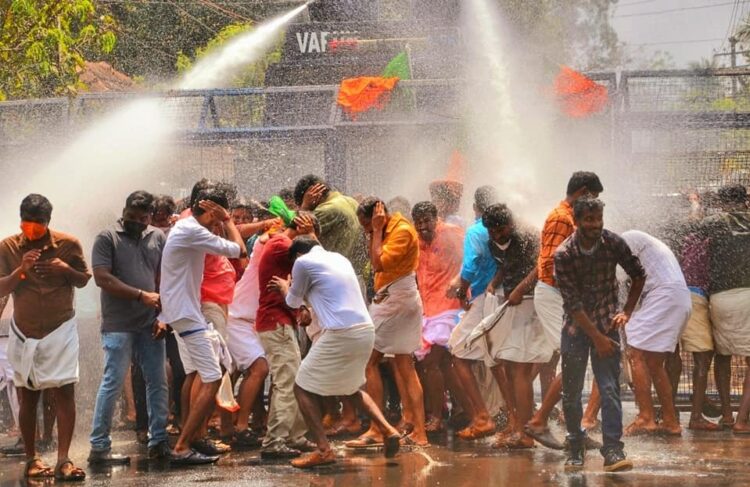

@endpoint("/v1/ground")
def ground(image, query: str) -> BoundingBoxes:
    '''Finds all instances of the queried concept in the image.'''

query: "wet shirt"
[537,200,575,287]
[554,229,645,335]
[158,216,241,327]
[0,230,88,336]
[460,218,497,300]
[314,191,367,273]
[286,246,371,330]
[256,233,297,332]
[374,213,419,291]
[416,221,464,317]
[92,221,165,333]
[200,254,236,305]
[702,211,750,294]
[489,227,539,293]
[621,230,686,294]
[679,231,710,294]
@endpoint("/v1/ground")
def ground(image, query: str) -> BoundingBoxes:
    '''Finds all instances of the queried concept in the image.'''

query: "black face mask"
[123,220,147,238]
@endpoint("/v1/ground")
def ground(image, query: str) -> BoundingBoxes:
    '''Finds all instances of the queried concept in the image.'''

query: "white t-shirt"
[286,245,371,330]
[621,230,686,293]
[228,238,265,323]
[158,216,240,327]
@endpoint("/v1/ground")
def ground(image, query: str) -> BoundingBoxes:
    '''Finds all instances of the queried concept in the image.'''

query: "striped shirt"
[537,200,575,287]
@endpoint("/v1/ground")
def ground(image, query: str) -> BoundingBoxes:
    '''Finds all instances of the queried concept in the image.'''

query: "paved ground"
[2,411,750,487]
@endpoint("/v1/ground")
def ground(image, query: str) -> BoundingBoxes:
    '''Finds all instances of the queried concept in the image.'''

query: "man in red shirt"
[256,212,319,459]
[412,202,466,432]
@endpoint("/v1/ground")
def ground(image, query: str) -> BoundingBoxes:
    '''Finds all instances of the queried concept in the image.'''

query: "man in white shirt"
[269,236,401,469]
[158,189,246,465]
[621,230,691,437]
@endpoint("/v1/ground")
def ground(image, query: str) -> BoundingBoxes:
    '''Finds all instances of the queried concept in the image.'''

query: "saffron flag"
[337,50,411,118]
[554,66,608,118]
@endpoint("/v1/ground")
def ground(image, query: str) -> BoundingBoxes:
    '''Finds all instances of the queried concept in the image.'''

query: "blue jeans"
[561,330,624,455]
[90,330,168,451]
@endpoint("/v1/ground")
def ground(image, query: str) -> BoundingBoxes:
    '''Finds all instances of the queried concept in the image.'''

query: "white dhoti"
[6,318,79,391]
[710,288,750,357]
[448,293,496,361]
[295,323,374,396]
[626,284,691,353]
[225,316,266,372]
[0,335,19,428]
[533,282,564,351]
[415,309,461,361]
[370,274,423,355]
[681,291,714,353]
[467,296,552,365]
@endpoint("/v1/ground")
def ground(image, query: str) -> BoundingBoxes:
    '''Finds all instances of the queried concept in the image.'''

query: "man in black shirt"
[481,204,547,449]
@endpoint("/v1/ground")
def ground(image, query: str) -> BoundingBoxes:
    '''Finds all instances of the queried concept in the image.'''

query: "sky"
[611,0,750,68]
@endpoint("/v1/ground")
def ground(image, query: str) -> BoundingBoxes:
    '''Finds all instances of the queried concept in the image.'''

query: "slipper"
[524,426,564,450]
[169,448,219,465]
[54,458,86,481]
[457,423,495,441]
[25,457,54,479]
[344,436,384,449]
[384,435,400,458]
[290,450,336,469]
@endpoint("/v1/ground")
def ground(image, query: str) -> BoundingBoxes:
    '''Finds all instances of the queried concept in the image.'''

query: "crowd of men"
[1,170,749,479]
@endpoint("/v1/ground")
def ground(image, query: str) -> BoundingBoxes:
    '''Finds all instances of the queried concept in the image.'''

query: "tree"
[0,0,115,100]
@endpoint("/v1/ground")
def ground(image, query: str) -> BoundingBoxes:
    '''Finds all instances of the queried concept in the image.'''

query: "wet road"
[2,416,750,487]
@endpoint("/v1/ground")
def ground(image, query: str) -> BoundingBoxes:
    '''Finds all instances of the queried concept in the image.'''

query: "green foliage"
[0,0,116,100]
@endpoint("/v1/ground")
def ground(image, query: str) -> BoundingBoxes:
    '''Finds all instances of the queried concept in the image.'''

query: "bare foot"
[404,432,429,446]
[688,417,722,432]
[581,417,599,430]
[525,418,548,435]
[732,422,750,435]
[624,418,657,436]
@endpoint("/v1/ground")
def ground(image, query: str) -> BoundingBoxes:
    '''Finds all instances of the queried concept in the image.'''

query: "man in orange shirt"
[348,198,428,446]
[411,202,465,432]
[524,171,603,449]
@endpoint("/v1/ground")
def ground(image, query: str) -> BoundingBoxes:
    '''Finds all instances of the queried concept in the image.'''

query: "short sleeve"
[380,226,415,271]
[91,232,114,270]
[0,242,13,278]
[64,237,89,273]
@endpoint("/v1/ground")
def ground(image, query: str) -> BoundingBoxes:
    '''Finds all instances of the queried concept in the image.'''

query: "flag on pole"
[337,50,412,118]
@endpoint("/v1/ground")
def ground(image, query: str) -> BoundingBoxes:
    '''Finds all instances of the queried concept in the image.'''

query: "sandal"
[523,426,564,450]
[54,458,86,481]
[457,423,495,441]
[290,449,336,469]
[344,436,383,449]
[25,456,54,478]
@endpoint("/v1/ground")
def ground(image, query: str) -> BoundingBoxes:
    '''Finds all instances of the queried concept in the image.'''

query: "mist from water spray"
[0,2,310,239]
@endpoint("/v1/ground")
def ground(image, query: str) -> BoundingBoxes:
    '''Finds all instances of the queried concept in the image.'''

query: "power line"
[614,1,741,18]
[629,37,725,46]
[720,0,740,51]
[616,0,658,7]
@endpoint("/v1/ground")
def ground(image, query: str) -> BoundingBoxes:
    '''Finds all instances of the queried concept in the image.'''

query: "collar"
[115,219,155,238]
[19,229,57,250]
[572,229,604,254]
[385,213,403,234]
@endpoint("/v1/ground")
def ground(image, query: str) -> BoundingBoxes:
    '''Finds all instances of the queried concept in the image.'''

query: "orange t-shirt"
[537,200,575,287]
[416,222,464,317]
[375,213,419,291]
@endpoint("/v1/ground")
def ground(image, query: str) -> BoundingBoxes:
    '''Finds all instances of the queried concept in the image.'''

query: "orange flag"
[337,77,400,119]
[554,66,608,118]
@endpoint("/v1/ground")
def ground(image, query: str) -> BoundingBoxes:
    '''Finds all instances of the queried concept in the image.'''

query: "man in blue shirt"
[447,186,499,440]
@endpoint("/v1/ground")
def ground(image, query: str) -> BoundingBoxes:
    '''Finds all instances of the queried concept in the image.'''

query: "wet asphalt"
[2,412,750,487]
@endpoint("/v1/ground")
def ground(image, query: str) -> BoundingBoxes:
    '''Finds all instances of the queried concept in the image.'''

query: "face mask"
[20,221,47,241]
[123,220,147,237]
